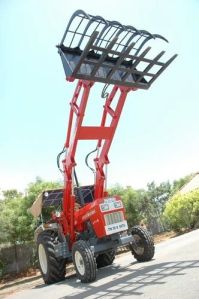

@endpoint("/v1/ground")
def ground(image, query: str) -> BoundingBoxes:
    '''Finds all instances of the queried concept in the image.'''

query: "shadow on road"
[0,275,42,291]
[34,259,199,298]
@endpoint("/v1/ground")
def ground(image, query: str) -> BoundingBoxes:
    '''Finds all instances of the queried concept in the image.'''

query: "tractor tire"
[130,225,155,262]
[72,240,96,283]
[96,250,115,268]
[37,231,67,284]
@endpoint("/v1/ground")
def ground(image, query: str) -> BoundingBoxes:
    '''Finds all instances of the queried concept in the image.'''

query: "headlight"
[100,203,109,211]
[114,201,122,208]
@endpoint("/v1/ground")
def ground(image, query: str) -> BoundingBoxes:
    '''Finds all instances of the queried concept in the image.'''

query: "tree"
[0,193,35,245]
[147,181,172,213]
[133,182,172,232]
[122,187,142,227]
[0,178,63,245]
[108,184,125,197]
[163,189,199,231]
[171,173,194,196]
[2,189,22,201]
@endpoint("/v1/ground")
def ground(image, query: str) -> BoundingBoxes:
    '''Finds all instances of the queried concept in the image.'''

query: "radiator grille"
[104,211,124,225]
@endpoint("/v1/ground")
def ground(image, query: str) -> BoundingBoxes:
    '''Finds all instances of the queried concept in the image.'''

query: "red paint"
[54,79,135,246]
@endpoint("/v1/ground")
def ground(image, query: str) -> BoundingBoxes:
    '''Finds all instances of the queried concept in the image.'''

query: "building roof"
[179,173,199,194]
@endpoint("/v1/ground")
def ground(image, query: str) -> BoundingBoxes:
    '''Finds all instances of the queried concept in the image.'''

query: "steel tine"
[119,25,140,52]
[134,35,155,56]
[136,33,169,56]
[97,25,113,48]
[77,17,98,48]
[104,21,125,48]
[121,46,151,81]
[95,22,111,47]
[69,18,85,48]
[140,30,154,38]
[125,25,140,33]
[92,15,109,46]
[104,28,120,49]
[122,27,149,53]
[78,15,108,48]
[96,23,112,47]
[136,51,165,83]
[97,21,122,47]
[148,54,178,85]
[109,20,125,30]
[91,36,119,76]
[93,15,108,25]
[114,30,130,52]
[121,31,142,52]
[112,28,128,52]
[60,10,89,45]
[72,31,99,77]
[107,42,136,79]
[153,34,168,43]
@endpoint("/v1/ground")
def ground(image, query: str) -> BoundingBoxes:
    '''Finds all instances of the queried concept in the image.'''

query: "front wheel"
[37,231,67,284]
[72,240,96,283]
[130,225,155,262]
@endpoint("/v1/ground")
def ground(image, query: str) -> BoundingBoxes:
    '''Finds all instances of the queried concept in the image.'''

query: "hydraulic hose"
[57,146,66,173]
[85,147,98,173]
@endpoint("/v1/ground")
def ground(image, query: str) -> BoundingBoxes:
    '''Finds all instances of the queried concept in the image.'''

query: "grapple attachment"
[57,10,177,89]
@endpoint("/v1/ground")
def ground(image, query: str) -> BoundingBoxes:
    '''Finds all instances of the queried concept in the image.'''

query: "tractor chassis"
[53,232,134,259]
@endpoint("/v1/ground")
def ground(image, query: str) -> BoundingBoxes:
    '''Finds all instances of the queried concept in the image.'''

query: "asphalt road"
[7,229,199,299]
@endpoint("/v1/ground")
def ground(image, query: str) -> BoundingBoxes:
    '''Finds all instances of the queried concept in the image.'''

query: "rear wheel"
[131,225,154,262]
[72,240,96,283]
[96,250,115,268]
[37,231,67,284]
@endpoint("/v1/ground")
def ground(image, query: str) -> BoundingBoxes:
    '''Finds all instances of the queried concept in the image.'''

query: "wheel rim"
[75,251,85,276]
[38,244,48,274]
[133,234,144,255]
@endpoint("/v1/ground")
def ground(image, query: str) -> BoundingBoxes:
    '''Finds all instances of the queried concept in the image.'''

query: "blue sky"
[0,0,199,191]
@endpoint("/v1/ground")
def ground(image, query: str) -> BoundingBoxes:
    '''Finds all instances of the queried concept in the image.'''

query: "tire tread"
[72,240,96,283]
[96,250,115,268]
[37,231,67,284]
[131,225,155,262]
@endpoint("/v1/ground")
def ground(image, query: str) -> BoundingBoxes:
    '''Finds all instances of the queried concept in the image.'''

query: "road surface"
[4,229,199,299]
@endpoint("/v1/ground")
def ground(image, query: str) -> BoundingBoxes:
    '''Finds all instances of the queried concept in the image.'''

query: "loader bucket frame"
[55,10,177,242]
[57,10,177,89]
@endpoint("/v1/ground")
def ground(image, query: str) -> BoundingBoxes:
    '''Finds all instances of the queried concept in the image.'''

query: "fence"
[0,243,36,277]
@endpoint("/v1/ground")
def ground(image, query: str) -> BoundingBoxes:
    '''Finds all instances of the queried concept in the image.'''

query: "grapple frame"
[57,10,177,89]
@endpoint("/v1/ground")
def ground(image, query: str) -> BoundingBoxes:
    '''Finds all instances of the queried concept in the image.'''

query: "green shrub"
[163,189,199,231]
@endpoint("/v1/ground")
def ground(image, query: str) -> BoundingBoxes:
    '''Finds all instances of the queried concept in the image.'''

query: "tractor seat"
[74,185,94,206]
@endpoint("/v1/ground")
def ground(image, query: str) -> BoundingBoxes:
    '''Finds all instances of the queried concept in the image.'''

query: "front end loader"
[30,10,177,284]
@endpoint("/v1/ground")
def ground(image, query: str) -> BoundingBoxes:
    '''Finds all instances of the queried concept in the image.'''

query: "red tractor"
[30,10,177,284]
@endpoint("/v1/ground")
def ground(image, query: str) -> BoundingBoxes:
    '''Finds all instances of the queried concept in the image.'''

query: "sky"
[0,0,199,192]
